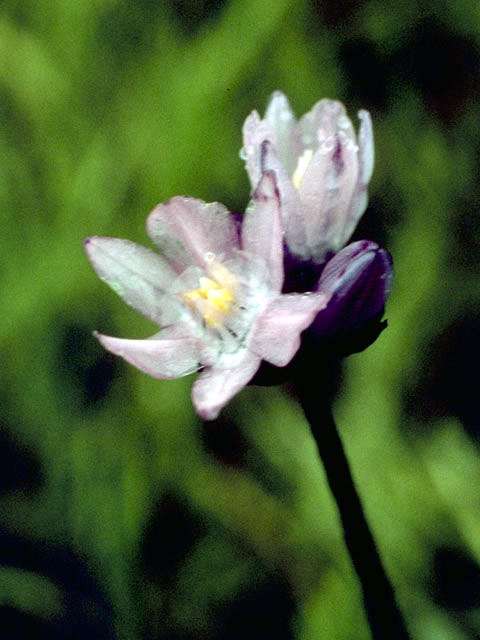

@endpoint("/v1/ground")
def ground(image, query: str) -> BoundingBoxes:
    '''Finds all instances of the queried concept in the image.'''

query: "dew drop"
[204,251,216,263]
[320,136,335,154]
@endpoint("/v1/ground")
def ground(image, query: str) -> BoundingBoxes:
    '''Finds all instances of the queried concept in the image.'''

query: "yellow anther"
[183,271,236,327]
[292,149,314,189]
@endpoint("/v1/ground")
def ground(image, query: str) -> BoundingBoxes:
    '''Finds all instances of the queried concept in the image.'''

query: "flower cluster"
[85,92,393,419]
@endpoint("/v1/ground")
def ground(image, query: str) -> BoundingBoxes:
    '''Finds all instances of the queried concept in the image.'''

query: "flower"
[242,91,374,264]
[311,240,393,355]
[242,92,392,353]
[84,172,330,420]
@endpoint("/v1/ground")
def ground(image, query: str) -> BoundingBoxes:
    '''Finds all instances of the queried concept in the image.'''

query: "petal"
[357,110,374,185]
[95,324,213,380]
[260,140,308,258]
[191,351,261,420]
[84,236,176,324]
[338,110,374,246]
[294,99,351,156]
[146,197,239,273]
[264,91,297,173]
[312,240,393,341]
[299,129,360,258]
[241,171,284,293]
[249,292,330,367]
[241,110,274,188]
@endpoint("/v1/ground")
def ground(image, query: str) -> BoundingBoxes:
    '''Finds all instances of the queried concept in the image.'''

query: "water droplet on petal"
[205,252,216,263]
[320,136,335,154]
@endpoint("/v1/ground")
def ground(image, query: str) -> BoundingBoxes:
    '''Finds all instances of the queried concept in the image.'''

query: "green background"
[1,1,480,638]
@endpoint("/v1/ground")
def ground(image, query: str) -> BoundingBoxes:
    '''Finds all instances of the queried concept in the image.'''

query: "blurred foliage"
[1,0,480,638]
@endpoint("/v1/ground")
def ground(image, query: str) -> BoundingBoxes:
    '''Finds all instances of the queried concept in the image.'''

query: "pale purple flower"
[242,91,374,263]
[84,173,329,420]
[242,92,392,354]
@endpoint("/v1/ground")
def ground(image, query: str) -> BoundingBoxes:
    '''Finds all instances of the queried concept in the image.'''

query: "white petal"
[95,324,212,379]
[260,141,308,258]
[357,110,374,185]
[146,197,239,273]
[248,292,330,367]
[242,110,273,188]
[192,351,261,420]
[241,172,284,293]
[84,237,176,324]
[264,91,297,172]
[299,130,360,257]
[337,110,374,247]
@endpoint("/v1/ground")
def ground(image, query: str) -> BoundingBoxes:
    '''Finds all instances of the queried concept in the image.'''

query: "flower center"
[182,259,238,328]
[292,148,313,189]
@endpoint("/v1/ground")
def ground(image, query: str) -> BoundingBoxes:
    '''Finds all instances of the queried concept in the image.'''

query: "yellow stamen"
[183,271,236,327]
[292,149,314,189]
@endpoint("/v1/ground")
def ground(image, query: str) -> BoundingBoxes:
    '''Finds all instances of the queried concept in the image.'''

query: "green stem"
[294,365,410,640]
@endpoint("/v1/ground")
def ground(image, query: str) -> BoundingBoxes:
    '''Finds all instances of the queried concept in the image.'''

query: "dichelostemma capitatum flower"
[85,172,330,420]
[242,91,374,264]
[242,92,393,355]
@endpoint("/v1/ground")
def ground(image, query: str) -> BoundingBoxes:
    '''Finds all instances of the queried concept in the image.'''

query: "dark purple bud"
[309,240,393,355]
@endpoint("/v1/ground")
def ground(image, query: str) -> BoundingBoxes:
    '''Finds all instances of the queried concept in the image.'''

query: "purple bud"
[309,240,393,354]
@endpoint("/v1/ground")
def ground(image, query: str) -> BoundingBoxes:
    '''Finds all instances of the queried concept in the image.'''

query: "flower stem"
[294,364,411,640]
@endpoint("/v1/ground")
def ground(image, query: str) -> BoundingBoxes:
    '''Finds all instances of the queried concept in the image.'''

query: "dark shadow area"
[0,426,43,494]
[213,576,296,640]
[430,545,480,611]
[56,320,121,411]
[339,37,389,111]
[309,0,361,28]
[403,312,480,440]
[201,418,249,468]
[449,183,480,273]
[139,491,205,588]
[392,19,480,125]
[0,528,115,639]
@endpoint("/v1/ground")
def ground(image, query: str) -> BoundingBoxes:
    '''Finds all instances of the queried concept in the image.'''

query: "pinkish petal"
[260,141,308,258]
[299,129,360,257]
[146,197,239,273]
[357,110,374,185]
[264,91,297,173]
[241,172,284,293]
[241,110,274,188]
[95,324,211,379]
[84,237,176,324]
[192,351,261,420]
[339,110,374,246]
[248,292,330,367]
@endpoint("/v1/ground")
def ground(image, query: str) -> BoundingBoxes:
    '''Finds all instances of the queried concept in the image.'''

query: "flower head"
[242,91,374,264]
[242,92,392,353]
[85,173,329,420]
